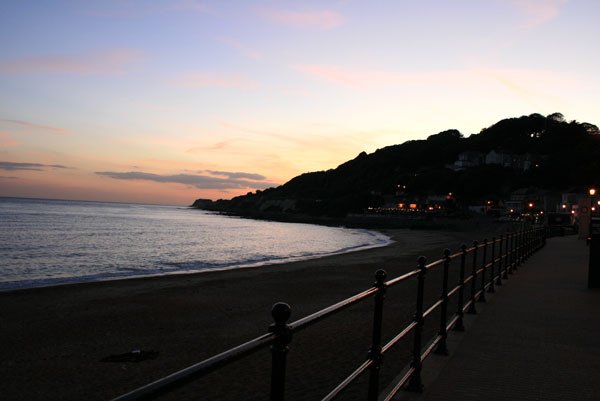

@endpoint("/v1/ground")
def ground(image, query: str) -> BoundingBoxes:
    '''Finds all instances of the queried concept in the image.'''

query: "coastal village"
[368,148,596,223]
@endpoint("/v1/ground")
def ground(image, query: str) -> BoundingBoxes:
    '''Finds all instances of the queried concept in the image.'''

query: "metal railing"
[111,226,547,401]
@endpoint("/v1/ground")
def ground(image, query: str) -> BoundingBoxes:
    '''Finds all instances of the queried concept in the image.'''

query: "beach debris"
[100,349,159,363]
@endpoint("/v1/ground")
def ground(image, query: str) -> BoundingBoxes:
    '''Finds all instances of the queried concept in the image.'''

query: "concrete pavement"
[393,235,600,401]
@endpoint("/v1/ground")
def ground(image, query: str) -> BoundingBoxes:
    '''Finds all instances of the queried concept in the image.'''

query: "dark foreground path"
[394,235,600,401]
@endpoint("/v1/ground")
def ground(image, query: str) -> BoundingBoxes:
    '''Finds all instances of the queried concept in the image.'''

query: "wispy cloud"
[510,0,568,27]
[187,141,230,153]
[205,170,266,181]
[96,171,278,190]
[0,118,72,136]
[0,49,143,75]
[0,132,18,147]
[259,9,344,30]
[217,36,262,60]
[294,64,456,88]
[0,162,69,171]
[294,64,578,93]
[171,72,259,90]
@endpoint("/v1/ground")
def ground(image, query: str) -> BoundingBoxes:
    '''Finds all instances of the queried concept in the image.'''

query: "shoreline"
[0,223,508,401]
[0,226,393,293]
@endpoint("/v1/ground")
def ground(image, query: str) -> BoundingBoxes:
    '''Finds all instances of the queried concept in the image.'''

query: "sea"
[0,197,391,290]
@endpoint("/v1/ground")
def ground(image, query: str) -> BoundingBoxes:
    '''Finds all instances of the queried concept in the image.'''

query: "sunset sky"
[1,0,598,205]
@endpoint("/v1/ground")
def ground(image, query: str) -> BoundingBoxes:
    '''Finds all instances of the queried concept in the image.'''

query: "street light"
[591,188,597,196]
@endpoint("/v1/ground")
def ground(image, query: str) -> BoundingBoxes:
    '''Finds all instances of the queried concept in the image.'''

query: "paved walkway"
[393,235,600,401]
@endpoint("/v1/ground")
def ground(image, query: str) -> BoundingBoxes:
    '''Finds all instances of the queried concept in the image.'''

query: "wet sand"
[0,221,509,401]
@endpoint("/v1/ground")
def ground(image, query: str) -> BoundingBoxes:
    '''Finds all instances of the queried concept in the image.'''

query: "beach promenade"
[394,235,600,401]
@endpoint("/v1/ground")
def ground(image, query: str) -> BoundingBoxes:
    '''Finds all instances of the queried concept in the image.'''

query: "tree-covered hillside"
[196,113,600,217]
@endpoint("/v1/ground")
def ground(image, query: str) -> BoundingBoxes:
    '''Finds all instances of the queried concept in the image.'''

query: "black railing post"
[467,241,478,314]
[495,235,503,286]
[524,229,530,261]
[367,269,387,401]
[478,238,488,302]
[488,237,496,293]
[270,302,292,401]
[501,234,509,280]
[513,231,521,271]
[454,244,467,331]
[507,233,513,274]
[435,249,451,355]
[529,228,534,257]
[406,256,427,392]
[542,226,547,247]
[517,229,524,266]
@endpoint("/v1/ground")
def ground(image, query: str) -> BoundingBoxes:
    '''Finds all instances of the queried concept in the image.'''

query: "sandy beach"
[0,220,510,401]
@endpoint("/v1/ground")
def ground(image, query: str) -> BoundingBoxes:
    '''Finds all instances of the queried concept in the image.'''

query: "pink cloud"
[260,9,343,30]
[0,49,143,75]
[171,72,259,90]
[511,0,568,27]
[294,64,578,95]
[0,119,72,136]
[0,131,18,147]
[294,64,443,88]
[187,141,230,153]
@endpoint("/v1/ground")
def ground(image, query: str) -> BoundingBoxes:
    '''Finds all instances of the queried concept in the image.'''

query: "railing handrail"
[110,225,548,401]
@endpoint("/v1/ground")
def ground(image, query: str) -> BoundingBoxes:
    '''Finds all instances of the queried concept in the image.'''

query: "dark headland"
[193,112,600,228]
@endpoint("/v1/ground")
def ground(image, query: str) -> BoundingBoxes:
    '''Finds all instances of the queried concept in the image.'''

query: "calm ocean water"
[0,197,391,290]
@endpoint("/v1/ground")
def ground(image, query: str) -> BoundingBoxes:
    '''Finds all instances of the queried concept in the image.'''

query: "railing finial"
[271,302,291,326]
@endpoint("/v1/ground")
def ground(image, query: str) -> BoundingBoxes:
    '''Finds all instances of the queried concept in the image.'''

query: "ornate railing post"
[454,244,467,331]
[487,237,496,293]
[367,269,387,401]
[467,241,478,314]
[478,238,488,302]
[406,256,427,392]
[270,302,292,401]
[435,249,451,355]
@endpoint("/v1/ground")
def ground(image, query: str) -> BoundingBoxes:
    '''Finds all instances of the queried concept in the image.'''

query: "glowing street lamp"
[590,188,597,196]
